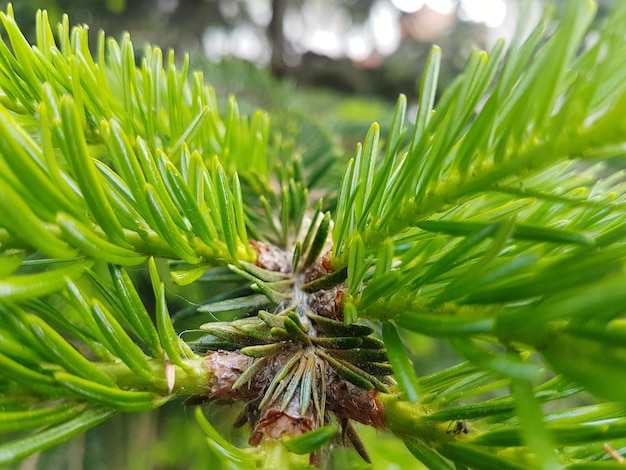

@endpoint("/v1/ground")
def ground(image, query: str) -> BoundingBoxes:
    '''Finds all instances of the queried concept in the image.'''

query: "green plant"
[2,1,626,468]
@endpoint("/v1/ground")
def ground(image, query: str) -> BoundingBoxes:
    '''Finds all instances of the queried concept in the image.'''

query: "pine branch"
[2,1,626,468]
[333,0,626,256]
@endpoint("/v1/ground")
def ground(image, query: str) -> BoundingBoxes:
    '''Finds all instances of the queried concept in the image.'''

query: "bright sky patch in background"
[392,0,507,27]
[203,0,509,65]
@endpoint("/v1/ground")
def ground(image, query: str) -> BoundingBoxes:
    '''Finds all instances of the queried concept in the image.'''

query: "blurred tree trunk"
[269,0,287,77]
